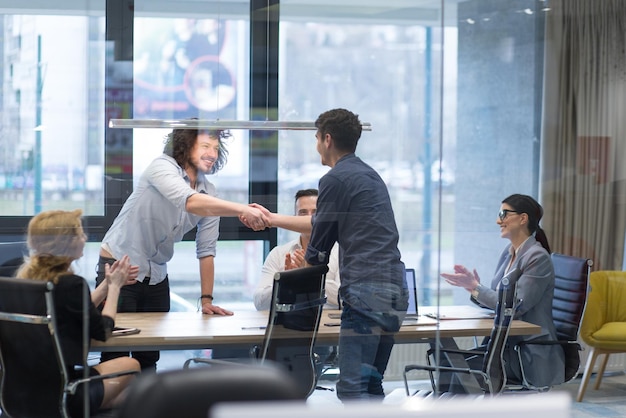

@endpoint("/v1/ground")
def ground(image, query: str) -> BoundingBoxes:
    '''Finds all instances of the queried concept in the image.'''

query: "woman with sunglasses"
[441,193,565,390]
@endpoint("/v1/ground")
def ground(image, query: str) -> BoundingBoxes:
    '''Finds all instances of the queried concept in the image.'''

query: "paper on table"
[401,316,439,326]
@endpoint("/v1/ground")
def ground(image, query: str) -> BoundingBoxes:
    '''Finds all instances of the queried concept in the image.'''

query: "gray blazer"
[471,236,565,387]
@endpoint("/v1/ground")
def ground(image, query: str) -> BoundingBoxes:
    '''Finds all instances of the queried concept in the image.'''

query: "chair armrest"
[513,339,582,387]
[184,344,263,369]
[404,363,482,376]
[428,347,486,356]
[514,340,581,349]
[403,364,493,394]
[183,357,254,369]
[66,369,140,395]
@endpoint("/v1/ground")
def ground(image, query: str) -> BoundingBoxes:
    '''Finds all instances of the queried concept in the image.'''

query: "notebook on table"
[422,305,495,320]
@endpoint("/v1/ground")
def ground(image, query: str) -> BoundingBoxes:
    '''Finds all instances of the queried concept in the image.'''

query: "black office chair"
[0,241,26,276]
[403,268,522,397]
[117,362,304,418]
[0,276,138,418]
[185,264,329,398]
[511,253,592,390]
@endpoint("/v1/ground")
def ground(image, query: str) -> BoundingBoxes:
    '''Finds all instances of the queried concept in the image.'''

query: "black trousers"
[96,256,170,371]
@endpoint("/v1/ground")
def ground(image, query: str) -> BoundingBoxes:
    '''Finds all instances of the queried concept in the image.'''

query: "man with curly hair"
[97,126,268,371]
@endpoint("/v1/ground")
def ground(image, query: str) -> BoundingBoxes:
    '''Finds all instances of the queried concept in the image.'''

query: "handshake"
[239,203,272,231]
[238,202,312,236]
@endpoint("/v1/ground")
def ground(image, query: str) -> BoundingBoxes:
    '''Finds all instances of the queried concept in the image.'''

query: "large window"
[130,8,252,207]
[128,3,254,305]
[3,0,626,398]
[0,13,106,216]
[2,1,620,310]
[276,0,552,306]
[0,0,544,309]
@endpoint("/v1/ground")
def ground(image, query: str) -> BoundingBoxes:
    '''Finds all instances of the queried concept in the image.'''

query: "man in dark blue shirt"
[250,108,408,401]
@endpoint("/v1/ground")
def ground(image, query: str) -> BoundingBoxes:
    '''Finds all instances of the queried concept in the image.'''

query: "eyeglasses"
[498,209,521,221]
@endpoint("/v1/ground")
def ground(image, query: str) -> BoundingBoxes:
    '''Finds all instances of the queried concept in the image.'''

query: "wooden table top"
[91,308,541,352]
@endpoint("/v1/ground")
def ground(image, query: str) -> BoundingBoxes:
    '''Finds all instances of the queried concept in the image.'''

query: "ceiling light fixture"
[109,119,372,131]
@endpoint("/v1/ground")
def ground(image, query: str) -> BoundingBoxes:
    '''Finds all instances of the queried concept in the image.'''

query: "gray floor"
[308,372,626,417]
[562,373,626,417]
[154,351,626,416]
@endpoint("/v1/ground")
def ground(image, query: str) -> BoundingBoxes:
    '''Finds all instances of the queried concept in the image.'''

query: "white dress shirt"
[253,240,340,310]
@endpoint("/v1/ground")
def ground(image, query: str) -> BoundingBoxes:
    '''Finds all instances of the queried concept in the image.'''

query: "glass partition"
[1,0,625,401]
[0,0,554,309]
[278,0,447,307]
[128,3,253,307]
[275,0,553,308]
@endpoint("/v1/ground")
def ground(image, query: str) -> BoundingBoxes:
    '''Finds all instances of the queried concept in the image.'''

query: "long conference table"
[91,308,541,352]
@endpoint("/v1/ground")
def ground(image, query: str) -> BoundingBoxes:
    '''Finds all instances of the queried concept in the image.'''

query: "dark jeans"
[335,305,395,401]
[96,256,170,371]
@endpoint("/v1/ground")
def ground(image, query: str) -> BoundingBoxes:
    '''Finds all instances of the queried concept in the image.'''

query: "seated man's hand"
[284,249,305,270]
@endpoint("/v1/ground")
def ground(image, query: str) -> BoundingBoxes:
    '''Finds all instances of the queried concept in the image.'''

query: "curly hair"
[15,209,85,284]
[163,127,230,174]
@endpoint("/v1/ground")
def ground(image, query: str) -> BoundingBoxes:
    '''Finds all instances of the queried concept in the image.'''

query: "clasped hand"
[239,203,271,231]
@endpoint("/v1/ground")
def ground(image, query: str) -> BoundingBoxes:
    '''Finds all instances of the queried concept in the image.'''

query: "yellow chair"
[577,270,626,402]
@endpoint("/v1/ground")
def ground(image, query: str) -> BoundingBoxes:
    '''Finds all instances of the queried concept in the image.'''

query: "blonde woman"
[16,209,140,417]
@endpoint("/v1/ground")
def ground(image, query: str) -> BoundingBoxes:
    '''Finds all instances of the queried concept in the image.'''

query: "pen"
[241,326,266,330]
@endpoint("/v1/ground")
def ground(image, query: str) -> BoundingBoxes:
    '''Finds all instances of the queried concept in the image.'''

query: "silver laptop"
[403,268,420,323]
[328,268,420,322]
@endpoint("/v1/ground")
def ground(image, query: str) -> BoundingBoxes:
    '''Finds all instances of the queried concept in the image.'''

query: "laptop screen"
[405,268,418,315]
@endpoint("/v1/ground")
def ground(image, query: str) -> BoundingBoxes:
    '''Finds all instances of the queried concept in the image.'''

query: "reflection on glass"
[0,14,105,215]
[168,241,265,311]
[277,2,450,306]
[133,17,240,120]
[79,240,264,310]
[130,7,252,310]
[132,12,251,208]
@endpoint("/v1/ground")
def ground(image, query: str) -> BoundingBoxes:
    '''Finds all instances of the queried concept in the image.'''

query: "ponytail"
[535,226,551,254]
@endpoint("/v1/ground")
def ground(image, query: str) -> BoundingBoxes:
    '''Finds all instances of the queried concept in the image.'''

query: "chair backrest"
[0,241,26,276]
[551,253,592,341]
[580,271,626,346]
[116,362,305,418]
[0,276,69,418]
[258,264,328,398]
[550,253,592,381]
[481,267,522,394]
